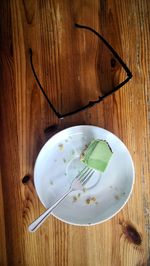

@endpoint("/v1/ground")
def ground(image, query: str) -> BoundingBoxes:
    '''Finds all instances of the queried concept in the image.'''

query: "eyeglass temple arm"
[75,23,132,79]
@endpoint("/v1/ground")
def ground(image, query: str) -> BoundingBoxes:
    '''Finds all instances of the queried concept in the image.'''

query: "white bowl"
[34,125,135,226]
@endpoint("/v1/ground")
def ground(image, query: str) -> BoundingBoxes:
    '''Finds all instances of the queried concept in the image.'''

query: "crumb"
[114,194,120,200]
[80,153,84,160]
[64,173,67,176]
[72,193,80,203]
[86,198,91,204]
[85,196,96,205]
[122,192,126,195]
[83,187,88,193]
[73,196,78,202]
[50,181,54,185]
[95,202,98,205]
[63,158,67,163]
[80,144,88,160]
[91,197,96,202]
[58,144,64,151]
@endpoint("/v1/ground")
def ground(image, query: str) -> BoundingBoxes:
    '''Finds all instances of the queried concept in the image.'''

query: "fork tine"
[80,168,93,181]
[76,166,89,181]
[81,170,94,186]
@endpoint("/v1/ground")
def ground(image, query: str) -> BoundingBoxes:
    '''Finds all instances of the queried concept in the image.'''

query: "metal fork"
[28,167,94,232]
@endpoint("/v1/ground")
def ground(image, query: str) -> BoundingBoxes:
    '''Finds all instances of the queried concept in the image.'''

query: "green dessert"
[81,139,113,172]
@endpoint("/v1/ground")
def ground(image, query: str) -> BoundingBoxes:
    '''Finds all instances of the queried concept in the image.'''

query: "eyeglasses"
[29,23,132,119]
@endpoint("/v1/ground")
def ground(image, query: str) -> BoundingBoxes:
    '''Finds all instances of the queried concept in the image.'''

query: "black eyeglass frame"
[29,23,132,119]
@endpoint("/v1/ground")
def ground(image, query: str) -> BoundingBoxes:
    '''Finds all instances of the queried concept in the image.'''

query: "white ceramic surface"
[34,125,135,226]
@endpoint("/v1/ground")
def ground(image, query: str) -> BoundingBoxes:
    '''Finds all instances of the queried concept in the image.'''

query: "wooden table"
[0,1,150,265]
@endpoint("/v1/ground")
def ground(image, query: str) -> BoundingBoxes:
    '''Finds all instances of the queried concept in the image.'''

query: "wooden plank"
[0,0,149,265]
[0,169,7,266]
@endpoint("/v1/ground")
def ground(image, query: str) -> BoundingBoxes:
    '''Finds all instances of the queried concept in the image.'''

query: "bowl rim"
[34,125,135,226]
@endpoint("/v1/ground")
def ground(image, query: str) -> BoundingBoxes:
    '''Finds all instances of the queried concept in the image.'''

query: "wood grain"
[0,0,150,265]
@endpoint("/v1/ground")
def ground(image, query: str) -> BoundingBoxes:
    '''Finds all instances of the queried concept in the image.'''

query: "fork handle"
[28,188,72,232]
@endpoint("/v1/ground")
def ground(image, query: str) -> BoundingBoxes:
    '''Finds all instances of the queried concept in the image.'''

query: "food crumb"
[64,173,67,176]
[80,153,84,160]
[86,198,91,204]
[91,197,96,202]
[58,144,64,151]
[85,197,96,205]
[83,187,88,193]
[63,158,67,163]
[72,193,81,203]
[73,196,78,202]
[84,144,88,149]
[50,181,54,185]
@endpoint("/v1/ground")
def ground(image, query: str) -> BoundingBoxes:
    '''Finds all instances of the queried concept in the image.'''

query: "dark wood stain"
[22,175,30,184]
[121,221,142,246]
[125,224,142,245]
